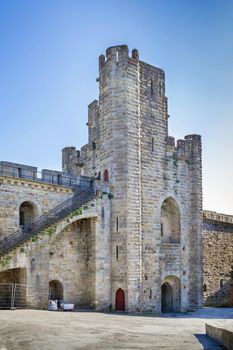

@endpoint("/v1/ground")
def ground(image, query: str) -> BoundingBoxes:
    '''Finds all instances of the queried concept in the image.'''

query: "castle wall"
[61,45,203,313]
[203,211,233,306]
[0,45,203,313]
[0,194,111,310]
[0,175,73,239]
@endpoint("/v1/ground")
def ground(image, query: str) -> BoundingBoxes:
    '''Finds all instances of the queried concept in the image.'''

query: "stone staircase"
[0,186,95,256]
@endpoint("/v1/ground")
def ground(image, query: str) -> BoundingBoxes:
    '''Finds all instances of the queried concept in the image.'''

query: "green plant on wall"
[0,255,12,268]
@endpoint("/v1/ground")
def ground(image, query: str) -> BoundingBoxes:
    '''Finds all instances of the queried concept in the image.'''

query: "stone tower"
[62,45,203,313]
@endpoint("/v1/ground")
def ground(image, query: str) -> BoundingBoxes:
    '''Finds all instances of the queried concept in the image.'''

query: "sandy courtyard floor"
[0,308,232,350]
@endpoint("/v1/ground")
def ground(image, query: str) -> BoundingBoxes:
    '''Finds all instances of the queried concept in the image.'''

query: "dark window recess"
[203,283,207,292]
[116,217,119,231]
[152,137,154,152]
[161,223,163,237]
[97,172,101,180]
[220,279,223,288]
[92,141,96,150]
[159,81,162,96]
[116,246,119,260]
[149,290,152,299]
[150,80,154,95]
[104,169,109,182]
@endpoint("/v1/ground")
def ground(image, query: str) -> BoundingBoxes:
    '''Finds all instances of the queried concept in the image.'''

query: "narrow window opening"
[116,246,119,260]
[116,51,119,64]
[149,290,152,299]
[220,279,223,288]
[92,141,96,150]
[203,283,207,292]
[116,217,119,231]
[159,81,162,96]
[152,137,154,152]
[161,223,163,237]
[150,80,154,95]
[104,169,109,182]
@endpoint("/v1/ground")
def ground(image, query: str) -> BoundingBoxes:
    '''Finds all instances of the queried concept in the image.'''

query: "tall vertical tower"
[98,46,143,311]
[62,45,203,313]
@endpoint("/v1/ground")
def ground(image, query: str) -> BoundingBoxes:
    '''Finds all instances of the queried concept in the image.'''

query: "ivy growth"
[0,255,12,268]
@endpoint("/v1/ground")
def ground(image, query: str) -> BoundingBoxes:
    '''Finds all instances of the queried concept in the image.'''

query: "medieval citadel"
[0,45,232,313]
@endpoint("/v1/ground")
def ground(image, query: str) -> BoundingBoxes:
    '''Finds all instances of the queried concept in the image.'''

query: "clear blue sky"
[0,0,232,213]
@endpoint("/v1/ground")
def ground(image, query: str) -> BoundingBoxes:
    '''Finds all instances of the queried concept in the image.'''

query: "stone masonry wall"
[203,210,233,306]
[61,45,203,313]
[0,193,111,310]
[0,175,73,239]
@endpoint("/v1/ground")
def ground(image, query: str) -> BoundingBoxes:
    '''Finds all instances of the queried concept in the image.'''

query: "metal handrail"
[0,166,92,188]
[0,186,95,255]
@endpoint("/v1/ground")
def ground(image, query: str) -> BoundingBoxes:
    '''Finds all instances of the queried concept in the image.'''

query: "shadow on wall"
[204,279,233,307]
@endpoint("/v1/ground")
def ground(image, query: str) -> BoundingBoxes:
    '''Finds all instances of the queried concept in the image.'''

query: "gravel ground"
[0,308,232,350]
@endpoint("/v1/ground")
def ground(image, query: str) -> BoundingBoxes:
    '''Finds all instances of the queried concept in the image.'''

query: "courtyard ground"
[0,308,232,350]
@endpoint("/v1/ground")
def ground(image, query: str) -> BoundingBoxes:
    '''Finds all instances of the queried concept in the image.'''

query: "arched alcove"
[115,288,125,311]
[19,201,38,229]
[161,276,181,313]
[49,280,63,300]
[160,197,181,243]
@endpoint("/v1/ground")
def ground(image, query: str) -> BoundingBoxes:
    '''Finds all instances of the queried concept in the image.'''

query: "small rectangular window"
[152,137,154,152]
[150,80,154,95]
[161,223,163,237]
[149,290,152,299]
[116,246,119,260]
[116,217,119,231]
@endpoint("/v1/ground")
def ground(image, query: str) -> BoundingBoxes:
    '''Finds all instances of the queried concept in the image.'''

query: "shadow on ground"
[195,334,225,349]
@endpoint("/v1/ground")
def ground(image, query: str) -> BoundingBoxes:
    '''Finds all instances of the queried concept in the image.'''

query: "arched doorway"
[49,280,63,300]
[161,282,173,312]
[19,201,38,229]
[115,288,125,311]
[161,276,181,313]
[160,197,181,243]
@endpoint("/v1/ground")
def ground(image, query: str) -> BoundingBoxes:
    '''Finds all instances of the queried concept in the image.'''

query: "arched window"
[160,197,180,243]
[49,280,63,300]
[103,169,109,182]
[203,283,207,292]
[19,201,38,229]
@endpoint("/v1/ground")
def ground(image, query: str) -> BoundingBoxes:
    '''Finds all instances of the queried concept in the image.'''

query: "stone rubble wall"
[0,193,111,310]
[0,175,73,239]
[203,210,233,306]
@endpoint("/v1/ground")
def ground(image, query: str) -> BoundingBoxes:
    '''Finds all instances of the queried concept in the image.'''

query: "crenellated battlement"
[166,134,202,162]
[99,45,139,68]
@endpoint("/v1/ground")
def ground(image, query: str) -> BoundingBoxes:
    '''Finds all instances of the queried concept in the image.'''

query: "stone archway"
[19,201,38,228]
[161,276,181,313]
[48,217,96,307]
[161,197,181,243]
[49,280,63,300]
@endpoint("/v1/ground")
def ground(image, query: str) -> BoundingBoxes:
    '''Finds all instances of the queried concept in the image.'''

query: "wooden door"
[115,288,125,311]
